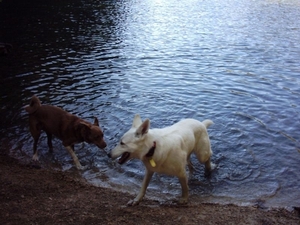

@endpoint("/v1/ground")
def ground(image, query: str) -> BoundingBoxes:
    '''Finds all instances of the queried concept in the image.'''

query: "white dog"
[108,114,214,206]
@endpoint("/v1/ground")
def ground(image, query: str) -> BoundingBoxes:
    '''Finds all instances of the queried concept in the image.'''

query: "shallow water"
[1,0,300,209]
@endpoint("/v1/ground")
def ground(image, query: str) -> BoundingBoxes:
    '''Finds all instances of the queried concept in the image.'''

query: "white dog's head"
[108,114,151,164]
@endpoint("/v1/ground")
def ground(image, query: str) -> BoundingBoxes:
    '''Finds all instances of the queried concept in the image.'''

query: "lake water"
[1,0,300,209]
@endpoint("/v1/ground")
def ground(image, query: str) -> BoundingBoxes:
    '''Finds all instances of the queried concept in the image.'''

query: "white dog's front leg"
[178,176,189,204]
[128,169,154,206]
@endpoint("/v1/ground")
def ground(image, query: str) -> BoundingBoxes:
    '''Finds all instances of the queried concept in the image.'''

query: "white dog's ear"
[135,119,150,137]
[132,114,142,128]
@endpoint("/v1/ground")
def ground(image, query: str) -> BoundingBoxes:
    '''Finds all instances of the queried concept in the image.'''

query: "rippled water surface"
[1,0,300,209]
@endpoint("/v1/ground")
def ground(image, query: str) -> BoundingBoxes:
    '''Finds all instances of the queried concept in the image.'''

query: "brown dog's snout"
[99,141,107,149]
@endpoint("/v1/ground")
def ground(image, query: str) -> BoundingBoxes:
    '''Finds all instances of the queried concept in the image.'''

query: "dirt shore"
[0,153,299,225]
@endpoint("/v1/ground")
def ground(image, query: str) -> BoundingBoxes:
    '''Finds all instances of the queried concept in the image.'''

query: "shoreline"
[0,153,299,224]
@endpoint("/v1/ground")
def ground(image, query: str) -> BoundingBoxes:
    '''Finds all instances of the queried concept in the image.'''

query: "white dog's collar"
[145,141,156,167]
[145,141,156,157]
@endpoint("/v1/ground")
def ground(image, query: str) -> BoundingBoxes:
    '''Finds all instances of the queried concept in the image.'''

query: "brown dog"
[25,95,107,169]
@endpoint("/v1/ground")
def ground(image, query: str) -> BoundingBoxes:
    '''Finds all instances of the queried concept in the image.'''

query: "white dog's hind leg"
[128,169,154,206]
[178,175,189,204]
[187,158,194,177]
[204,158,216,175]
[205,158,212,171]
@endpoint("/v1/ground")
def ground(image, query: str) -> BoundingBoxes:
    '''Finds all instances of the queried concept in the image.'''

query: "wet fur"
[109,114,214,205]
[25,95,106,169]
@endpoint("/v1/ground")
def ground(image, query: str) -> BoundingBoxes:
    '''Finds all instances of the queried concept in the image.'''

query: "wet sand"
[0,153,299,225]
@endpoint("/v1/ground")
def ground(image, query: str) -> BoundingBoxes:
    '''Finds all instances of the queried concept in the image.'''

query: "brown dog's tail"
[24,95,41,114]
[202,119,213,128]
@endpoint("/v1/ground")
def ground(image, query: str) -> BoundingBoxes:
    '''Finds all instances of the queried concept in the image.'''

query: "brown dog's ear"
[94,117,99,126]
[135,119,150,137]
[78,122,91,142]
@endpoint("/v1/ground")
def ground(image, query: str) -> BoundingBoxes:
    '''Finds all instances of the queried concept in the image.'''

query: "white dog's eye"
[120,141,125,146]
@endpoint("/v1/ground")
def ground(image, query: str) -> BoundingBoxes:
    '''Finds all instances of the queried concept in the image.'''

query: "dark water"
[1,0,300,209]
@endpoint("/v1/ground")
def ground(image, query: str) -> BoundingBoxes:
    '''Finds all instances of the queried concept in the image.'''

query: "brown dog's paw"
[76,164,88,171]
[32,154,39,161]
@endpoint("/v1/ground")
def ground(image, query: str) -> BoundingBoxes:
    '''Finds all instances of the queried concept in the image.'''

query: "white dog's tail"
[202,119,213,128]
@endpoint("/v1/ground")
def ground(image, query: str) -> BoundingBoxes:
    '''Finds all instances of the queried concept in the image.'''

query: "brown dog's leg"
[65,146,83,170]
[32,131,41,161]
[46,132,53,153]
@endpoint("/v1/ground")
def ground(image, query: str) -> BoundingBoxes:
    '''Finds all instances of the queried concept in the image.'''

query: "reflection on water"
[0,0,300,209]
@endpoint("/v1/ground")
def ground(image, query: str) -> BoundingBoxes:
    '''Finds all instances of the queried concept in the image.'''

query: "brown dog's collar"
[145,141,156,157]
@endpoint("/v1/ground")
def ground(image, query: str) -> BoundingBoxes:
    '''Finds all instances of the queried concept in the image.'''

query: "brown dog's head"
[78,117,107,149]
